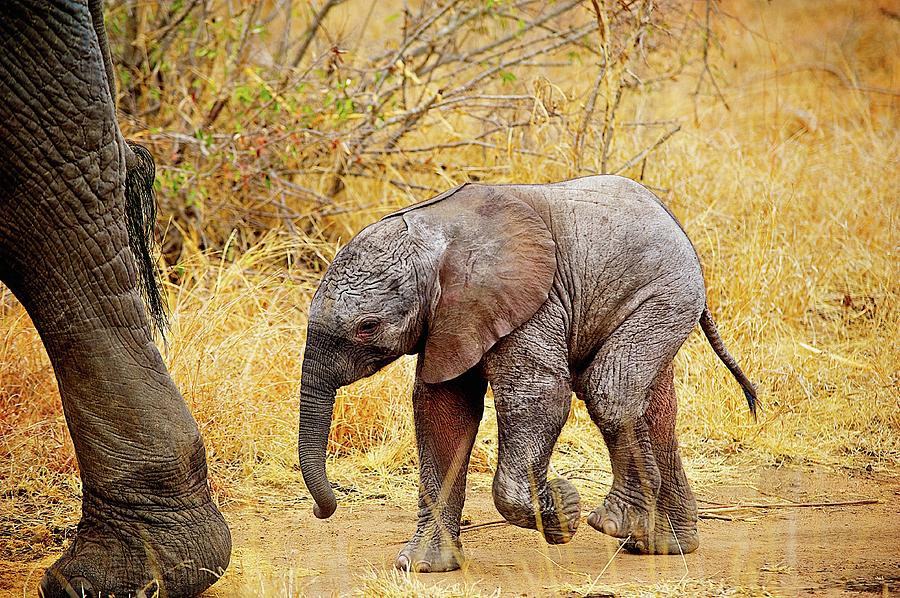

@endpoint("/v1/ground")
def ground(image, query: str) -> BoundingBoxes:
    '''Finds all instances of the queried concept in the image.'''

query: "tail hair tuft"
[124,142,168,337]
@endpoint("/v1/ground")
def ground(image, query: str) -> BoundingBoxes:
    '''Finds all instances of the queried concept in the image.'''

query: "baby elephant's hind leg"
[588,413,661,549]
[640,361,699,555]
[577,298,699,554]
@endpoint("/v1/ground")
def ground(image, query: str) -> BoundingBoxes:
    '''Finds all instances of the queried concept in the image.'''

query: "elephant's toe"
[396,537,464,573]
[587,507,623,537]
[621,526,699,555]
[540,478,582,544]
[40,571,97,598]
[40,498,231,597]
[588,494,651,541]
[395,554,435,573]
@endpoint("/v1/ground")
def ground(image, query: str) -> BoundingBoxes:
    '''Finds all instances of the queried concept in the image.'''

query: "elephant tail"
[124,141,168,337]
[699,305,757,419]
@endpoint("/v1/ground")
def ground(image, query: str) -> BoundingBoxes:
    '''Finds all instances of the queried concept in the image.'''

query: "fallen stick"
[699,513,734,521]
[461,499,880,532]
[461,520,508,533]
[699,498,880,513]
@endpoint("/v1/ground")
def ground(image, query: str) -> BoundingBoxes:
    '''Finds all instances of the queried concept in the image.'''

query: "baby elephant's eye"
[355,317,381,340]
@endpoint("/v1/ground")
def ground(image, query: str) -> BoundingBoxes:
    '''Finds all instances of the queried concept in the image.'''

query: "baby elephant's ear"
[403,185,557,384]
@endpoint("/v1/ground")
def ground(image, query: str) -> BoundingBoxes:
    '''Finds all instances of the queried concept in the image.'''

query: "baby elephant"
[298,175,756,571]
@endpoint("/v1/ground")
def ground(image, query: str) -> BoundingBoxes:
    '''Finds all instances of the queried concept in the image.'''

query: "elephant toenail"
[602,519,618,536]
[587,512,599,528]
[414,561,432,573]
[68,576,95,598]
[395,555,410,571]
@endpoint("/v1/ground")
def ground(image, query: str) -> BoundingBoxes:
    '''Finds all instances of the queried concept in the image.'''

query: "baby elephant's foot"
[395,534,464,573]
[621,524,699,555]
[539,478,582,544]
[587,492,651,542]
[622,498,700,555]
[588,493,700,555]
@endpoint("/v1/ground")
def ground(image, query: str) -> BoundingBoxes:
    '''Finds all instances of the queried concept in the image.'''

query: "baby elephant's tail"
[699,305,758,419]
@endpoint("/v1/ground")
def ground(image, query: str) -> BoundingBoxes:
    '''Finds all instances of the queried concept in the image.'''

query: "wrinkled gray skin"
[299,176,757,572]
[0,1,230,596]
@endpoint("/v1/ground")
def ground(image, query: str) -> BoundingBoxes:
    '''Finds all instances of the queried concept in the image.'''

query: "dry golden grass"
[223,565,779,597]
[1,0,897,594]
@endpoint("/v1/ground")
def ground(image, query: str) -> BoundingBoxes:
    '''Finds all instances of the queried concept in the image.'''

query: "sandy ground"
[2,466,898,597]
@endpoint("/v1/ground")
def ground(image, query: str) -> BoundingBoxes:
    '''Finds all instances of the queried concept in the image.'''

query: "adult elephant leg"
[485,312,581,545]
[0,2,230,596]
[577,297,699,555]
[396,364,486,573]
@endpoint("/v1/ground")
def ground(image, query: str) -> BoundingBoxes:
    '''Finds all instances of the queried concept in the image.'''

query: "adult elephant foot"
[40,492,231,597]
[395,533,464,573]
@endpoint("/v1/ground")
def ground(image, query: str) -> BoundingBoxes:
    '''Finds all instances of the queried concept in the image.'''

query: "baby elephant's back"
[511,175,701,278]
[505,175,706,360]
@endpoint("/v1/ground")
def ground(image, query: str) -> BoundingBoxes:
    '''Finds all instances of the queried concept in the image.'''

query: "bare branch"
[574,69,605,171]
[612,124,680,175]
[693,0,730,121]
[267,170,332,205]
[754,62,900,98]
[289,0,346,69]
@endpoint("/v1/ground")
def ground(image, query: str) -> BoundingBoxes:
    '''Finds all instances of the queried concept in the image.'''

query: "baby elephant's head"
[305,217,434,389]
[298,185,557,520]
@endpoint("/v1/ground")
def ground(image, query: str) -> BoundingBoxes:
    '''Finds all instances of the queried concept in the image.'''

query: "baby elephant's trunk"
[298,342,338,518]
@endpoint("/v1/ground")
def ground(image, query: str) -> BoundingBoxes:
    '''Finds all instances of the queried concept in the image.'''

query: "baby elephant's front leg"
[490,370,581,544]
[493,471,582,544]
[397,368,486,573]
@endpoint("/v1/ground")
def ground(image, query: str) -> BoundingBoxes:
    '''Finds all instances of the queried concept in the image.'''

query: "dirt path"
[3,467,898,596]
[212,467,899,596]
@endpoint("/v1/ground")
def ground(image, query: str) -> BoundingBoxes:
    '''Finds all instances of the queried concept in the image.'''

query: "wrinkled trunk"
[298,342,339,518]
